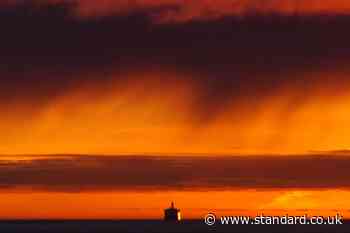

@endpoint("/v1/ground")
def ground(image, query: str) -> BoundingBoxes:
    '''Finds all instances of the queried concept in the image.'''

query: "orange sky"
[1,2,350,156]
[1,69,350,155]
[0,155,349,219]
[1,1,350,220]
[0,189,348,219]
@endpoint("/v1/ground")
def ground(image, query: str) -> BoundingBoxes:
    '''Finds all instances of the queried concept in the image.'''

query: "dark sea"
[0,220,349,233]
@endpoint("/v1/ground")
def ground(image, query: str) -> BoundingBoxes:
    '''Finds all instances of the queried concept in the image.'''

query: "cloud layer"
[2,2,350,108]
[4,1,350,22]
[1,3,350,154]
[1,155,350,191]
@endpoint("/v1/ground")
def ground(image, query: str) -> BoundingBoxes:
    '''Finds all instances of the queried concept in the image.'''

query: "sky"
[1,0,350,219]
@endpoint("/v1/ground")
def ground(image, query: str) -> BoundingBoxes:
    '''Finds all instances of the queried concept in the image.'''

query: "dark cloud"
[1,155,350,191]
[4,1,350,21]
[1,2,350,123]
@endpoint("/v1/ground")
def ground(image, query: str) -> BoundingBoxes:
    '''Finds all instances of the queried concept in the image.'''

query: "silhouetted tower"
[164,202,181,221]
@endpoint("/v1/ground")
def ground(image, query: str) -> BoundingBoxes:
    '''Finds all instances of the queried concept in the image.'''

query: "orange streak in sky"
[0,189,348,219]
[1,69,350,155]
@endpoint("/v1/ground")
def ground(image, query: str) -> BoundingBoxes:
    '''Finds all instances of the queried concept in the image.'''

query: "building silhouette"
[164,202,181,221]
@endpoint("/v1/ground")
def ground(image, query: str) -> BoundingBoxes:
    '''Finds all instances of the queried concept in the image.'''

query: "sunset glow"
[0,190,348,219]
[2,70,350,155]
[1,0,350,221]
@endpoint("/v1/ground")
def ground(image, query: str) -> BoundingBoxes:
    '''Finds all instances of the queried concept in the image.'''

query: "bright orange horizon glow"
[0,189,348,219]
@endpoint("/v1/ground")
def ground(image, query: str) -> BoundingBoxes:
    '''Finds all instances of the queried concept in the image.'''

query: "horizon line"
[1,150,350,157]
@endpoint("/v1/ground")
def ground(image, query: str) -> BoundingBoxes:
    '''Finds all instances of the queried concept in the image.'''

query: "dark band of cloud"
[1,155,350,192]
[3,0,350,22]
[1,2,350,121]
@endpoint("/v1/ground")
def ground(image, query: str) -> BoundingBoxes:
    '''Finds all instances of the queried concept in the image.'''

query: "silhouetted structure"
[164,202,181,221]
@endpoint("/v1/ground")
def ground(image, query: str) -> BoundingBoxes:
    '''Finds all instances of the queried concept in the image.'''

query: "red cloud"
[3,0,350,22]
[73,0,350,22]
